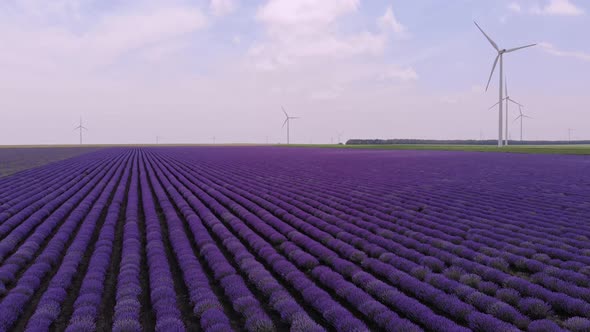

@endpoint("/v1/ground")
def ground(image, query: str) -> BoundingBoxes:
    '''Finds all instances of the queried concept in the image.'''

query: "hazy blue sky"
[1,0,588,144]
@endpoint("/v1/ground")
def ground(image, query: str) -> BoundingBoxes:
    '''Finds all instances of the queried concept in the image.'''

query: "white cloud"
[250,0,386,71]
[89,7,207,61]
[9,0,87,20]
[309,85,343,100]
[210,0,237,17]
[539,42,590,61]
[530,0,584,16]
[507,2,522,12]
[378,6,408,38]
[0,3,208,74]
[379,65,418,81]
[256,0,359,27]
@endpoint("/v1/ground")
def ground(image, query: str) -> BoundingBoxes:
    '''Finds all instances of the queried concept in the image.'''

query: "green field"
[284,144,590,155]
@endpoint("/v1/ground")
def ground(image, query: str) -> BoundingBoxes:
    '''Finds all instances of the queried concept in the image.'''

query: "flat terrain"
[288,144,590,155]
[0,147,589,331]
[0,147,102,177]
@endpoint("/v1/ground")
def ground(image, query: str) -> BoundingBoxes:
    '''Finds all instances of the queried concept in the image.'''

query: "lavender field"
[0,147,589,332]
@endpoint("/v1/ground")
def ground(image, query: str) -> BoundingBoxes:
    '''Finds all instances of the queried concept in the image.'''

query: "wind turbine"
[514,105,532,142]
[487,77,523,146]
[281,106,299,145]
[474,21,536,147]
[74,117,88,145]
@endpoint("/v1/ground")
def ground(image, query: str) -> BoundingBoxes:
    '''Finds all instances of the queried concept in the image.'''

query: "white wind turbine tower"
[474,21,536,147]
[514,105,532,142]
[74,117,88,145]
[281,106,299,145]
[487,77,523,146]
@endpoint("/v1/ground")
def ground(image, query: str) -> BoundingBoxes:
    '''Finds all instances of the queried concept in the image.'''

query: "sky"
[0,0,588,145]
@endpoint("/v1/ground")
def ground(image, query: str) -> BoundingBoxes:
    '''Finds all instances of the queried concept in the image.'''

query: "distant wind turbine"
[74,117,88,145]
[474,21,536,147]
[281,106,299,145]
[514,105,532,142]
[487,77,523,146]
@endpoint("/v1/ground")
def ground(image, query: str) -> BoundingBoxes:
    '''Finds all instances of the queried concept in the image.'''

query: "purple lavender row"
[140,152,234,331]
[153,152,390,331]
[270,174,587,314]
[179,154,588,326]
[0,152,129,294]
[466,228,590,270]
[0,148,110,201]
[235,165,590,300]
[0,157,87,206]
[0,147,101,184]
[177,159,508,332]
[150,154,332,332]
[151,153,362,331]
[143,153,277,331]
[0,150,117,218]
[135,153,184,331]
[233,153,590,249]
[112,153,142,331]
[155,153,432,331]
[253,161,590,256]
[155,152,409,331]
[464,233,589,287]
[320,169,590,250]
[0,149,103,200]
[198,148,588,230]
[24,150,131,331]
[0,150,131,331]
[159,156,432,330]
[0,152,121,240]
[205,171,531,330]
[0,152,126,293]
[420,195,590,251]
[343,194,590,287]
[64,150,136,331]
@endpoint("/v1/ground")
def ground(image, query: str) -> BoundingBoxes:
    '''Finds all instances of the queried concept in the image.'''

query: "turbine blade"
[513,115,522,122]
[281,106,288,118]
[508,98,523,107]
[485,54,500,91]
[474,21,499,51]
[523,115,533,119]
[505,43,536,53]
[282,118,288,128]
[488,101,500,110]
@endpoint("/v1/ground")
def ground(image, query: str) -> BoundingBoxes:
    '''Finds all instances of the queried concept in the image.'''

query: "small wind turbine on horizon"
[281,106,299,145]
[487,77,523,146]
[474,21,536,147]
[74,117,88,145]
[514,105,532,142]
